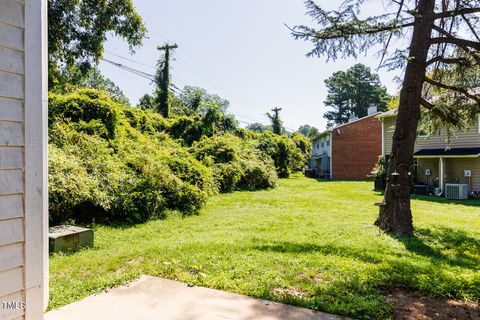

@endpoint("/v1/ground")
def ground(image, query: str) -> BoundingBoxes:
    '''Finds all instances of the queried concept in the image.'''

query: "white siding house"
[0,0,48,319]
[378,110,480,194]
[310,133,332,178]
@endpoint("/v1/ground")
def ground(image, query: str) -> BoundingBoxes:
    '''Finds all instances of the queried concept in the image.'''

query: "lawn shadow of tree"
[253,241,384,264]
[372,189,480,208]
[396,227,480,271]
[252,229,480,312]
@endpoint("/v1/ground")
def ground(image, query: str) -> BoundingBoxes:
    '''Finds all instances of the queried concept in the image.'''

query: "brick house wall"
[331,114,382,179]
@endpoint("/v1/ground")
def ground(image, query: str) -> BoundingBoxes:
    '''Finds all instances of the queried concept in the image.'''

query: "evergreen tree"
[324,64,389,127]
[292,0,480,236]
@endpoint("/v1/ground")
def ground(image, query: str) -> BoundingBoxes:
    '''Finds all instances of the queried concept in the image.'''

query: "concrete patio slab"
[45,275,349,320]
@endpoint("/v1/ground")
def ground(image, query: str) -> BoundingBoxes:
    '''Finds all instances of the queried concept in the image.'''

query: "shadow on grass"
[372,189,480,207]
[412,194,480,208]
[254,241,383,264]
[395,227,480,271]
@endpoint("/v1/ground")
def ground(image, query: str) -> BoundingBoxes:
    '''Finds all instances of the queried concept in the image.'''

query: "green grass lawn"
[49,174,480,319]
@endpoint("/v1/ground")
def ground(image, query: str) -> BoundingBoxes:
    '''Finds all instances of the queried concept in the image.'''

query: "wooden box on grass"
[49,225,94,253]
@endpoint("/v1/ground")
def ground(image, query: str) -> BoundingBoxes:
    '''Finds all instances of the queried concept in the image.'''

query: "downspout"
[381,119,385,158]
[439,157,445,193]
[329,132,333,179]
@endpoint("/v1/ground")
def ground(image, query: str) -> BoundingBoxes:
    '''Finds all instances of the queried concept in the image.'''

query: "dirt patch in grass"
[383,288,480,320]
[271,286,308,299]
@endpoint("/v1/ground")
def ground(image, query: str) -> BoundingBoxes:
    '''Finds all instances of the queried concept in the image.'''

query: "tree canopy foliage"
[297,124,320,137]
[179,86,230,115]
[324,64,389,127]
[246,122,271,133]
[292,0,480,130]
[50,67,130,105]
[48,0,146,86]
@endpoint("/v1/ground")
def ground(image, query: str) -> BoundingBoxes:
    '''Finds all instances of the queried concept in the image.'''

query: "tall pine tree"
[291,0,480,236]
[324,64,389,127]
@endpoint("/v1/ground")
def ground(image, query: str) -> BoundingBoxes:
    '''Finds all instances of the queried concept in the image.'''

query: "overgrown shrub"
[49,90,215,225]
[238,158,278,190]
[255,132,310,178]
[48,89,308,225]
[49,89,121,139]
[192,134,278,191]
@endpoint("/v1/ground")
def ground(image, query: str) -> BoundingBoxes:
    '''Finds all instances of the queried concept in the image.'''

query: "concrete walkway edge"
[45,275,350,320]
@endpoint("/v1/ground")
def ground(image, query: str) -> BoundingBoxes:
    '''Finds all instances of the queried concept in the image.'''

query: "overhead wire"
[101,57,273,126]
[104,33,302,131]
[142,36,301,129]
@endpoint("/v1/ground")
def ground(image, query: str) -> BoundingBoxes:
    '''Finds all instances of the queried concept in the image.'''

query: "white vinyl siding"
[0,0,48,319]
[0,1,26,318]
[383,116,480,155]
[383,115,480,191]
[444,158,480,191]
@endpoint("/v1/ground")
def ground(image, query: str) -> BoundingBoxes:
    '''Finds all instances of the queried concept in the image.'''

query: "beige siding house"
[0,0,48,319]
[379,109,480,194]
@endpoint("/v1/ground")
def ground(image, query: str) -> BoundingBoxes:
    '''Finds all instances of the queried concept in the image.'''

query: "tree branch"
[426,56,469,66]
[420,98,457,123]
[434,7,480,19]
[430,37,480,50]
[288,21,414,41]
[419,98,435,109]
[379,0,406,67]
[430,25,480,65]
[424,77,480,104]
[461,13,480,42]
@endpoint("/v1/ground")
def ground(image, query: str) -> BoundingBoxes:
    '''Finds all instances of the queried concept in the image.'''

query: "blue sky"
[99,0,403,131]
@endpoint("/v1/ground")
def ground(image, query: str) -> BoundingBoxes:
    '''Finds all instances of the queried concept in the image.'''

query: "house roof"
[376,109,398,119]
[312,112,382,141]
[330,112,382,130]
[414,147,480,158]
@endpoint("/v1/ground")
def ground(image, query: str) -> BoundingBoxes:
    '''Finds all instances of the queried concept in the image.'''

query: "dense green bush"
[49,90,215,225]
[238,158,278,190]
[192,134,278,192]
[49,90,121,139]
[255,132,310,178]
[48,89,309,225]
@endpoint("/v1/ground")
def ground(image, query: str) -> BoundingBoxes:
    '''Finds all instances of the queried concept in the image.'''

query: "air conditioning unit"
[445,184,469,200]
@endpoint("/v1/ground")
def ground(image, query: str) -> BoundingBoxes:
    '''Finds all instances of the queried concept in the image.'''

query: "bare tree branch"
[379,0,406,67]
[426,56,469,65]
[430,37,480,50]
[434,7,480,19]
[461,14,480,42]
[424,77,480,104]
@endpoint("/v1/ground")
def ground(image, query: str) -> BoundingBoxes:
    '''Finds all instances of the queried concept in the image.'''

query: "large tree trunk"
[375,0,436,237]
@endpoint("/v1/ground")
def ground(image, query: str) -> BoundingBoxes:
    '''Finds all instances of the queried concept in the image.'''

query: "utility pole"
[155,43,178,117]
[267,107,283,135]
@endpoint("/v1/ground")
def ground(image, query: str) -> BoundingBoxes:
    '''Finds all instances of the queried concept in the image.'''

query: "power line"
[143,37,307,129]
[100,57,270,125]
[104,52,189,88]
[105,51,155,68]
[101,56,296,131]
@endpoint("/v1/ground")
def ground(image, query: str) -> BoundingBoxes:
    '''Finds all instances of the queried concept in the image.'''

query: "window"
[321,142,324,148]
[327,140,330,146]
